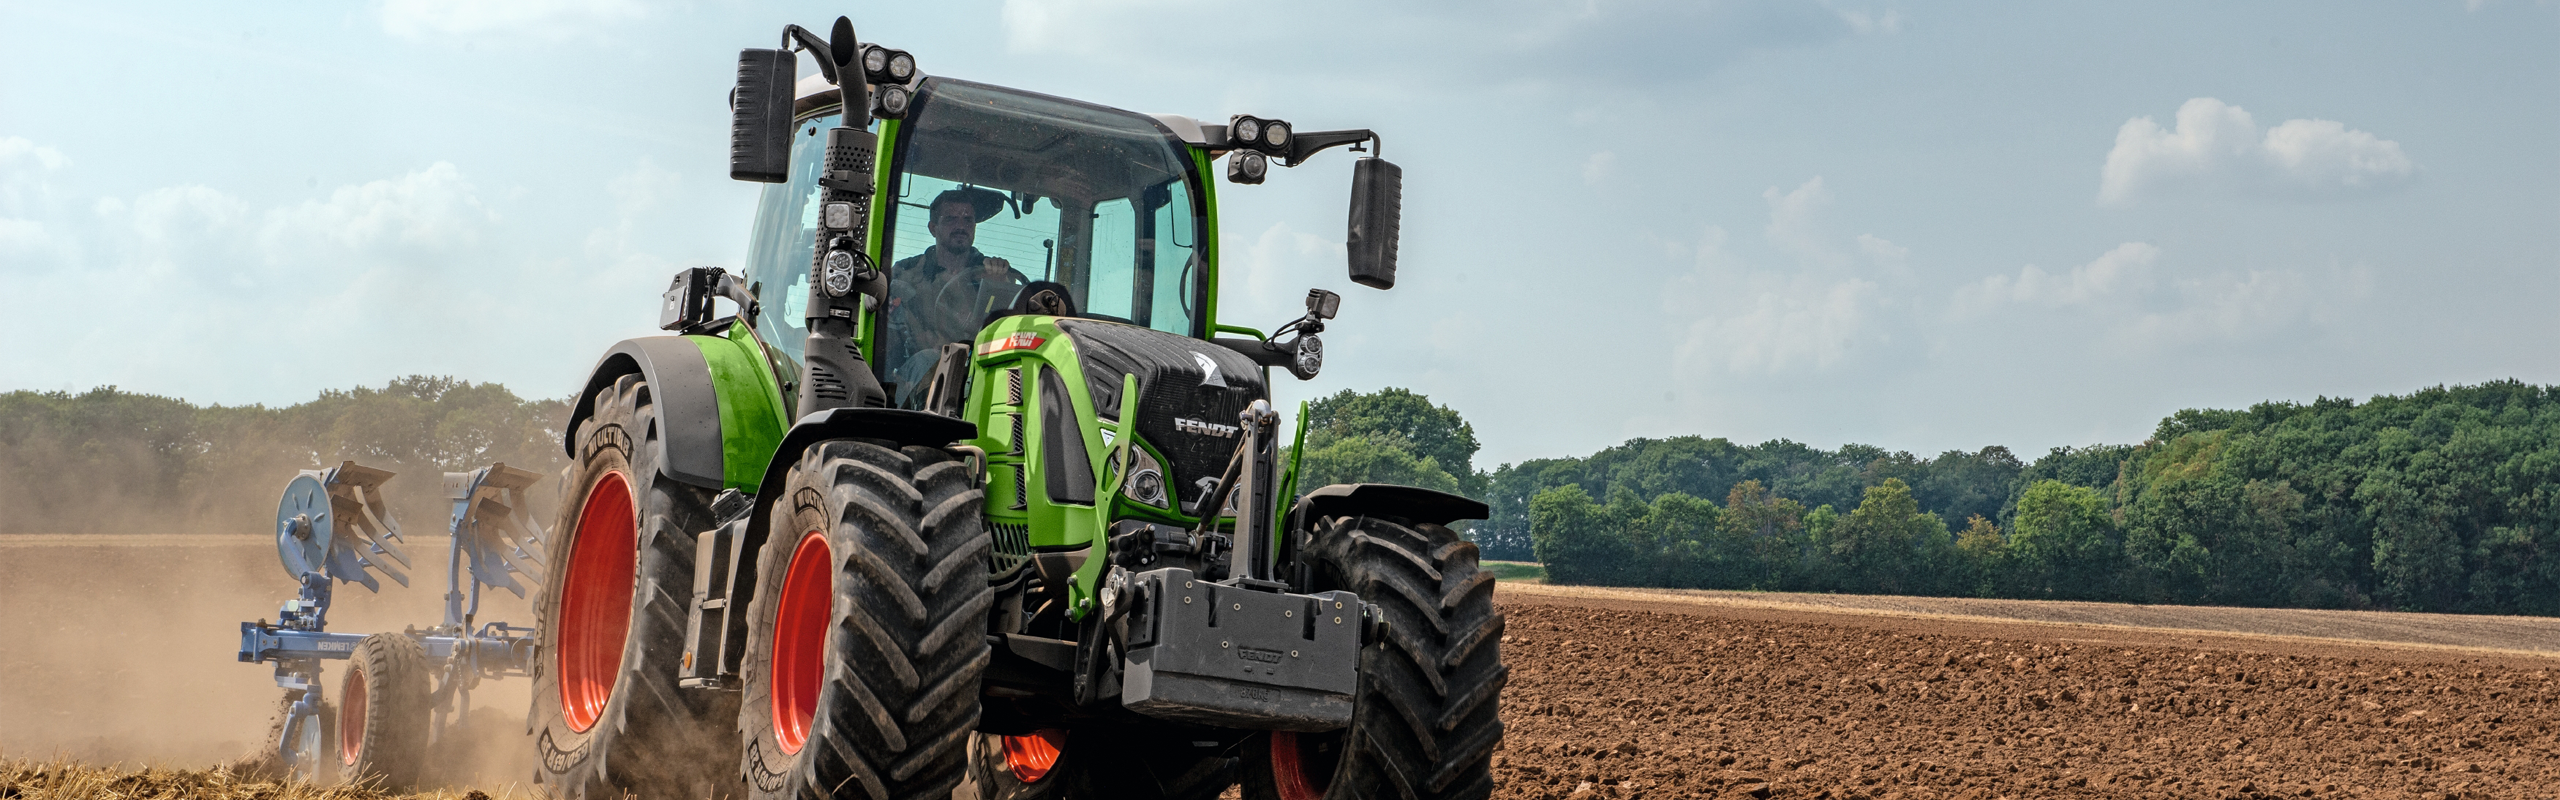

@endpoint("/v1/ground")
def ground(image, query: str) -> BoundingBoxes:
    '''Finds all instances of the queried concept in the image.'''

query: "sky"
[2,0,2554,469]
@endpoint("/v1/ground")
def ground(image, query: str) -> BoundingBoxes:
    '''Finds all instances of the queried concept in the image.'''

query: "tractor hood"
[1055,319,1267,514]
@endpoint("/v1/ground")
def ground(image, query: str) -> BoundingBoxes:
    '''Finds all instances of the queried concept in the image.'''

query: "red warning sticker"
[978,332,1045,355]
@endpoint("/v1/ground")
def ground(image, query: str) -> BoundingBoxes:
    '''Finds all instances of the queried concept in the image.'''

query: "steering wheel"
[928,265,1027,342]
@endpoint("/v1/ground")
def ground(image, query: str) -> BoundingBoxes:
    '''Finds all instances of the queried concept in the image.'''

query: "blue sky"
[3,1,2553,468]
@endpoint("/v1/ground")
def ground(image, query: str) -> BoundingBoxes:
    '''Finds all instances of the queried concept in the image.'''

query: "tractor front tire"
[1243,517,1507,800]
[337,633,431,789]
[738,440,992,800]
[530,373,738,798]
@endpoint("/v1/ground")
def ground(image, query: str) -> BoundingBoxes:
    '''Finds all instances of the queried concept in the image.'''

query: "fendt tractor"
[526,14,1505,800]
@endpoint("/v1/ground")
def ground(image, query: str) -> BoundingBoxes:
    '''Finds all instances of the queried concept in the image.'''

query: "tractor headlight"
[1227,150,1268,184]
[1264,120,1290,149]
[1120,445,1168,508]
[1290,334,1323,380]
[862,46,888,76]
[875,84,912,117]
[821,250,863,296]
[886,52,916,81]
[1231,117,1261,148]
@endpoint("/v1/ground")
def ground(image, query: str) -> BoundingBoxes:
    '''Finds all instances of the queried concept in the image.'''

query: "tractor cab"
[743,76,1213,408]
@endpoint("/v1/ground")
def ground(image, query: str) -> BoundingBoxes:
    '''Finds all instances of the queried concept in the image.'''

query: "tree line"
[0,377,568,537]
[1474,381,2560,616]
[1291,381,2558,616]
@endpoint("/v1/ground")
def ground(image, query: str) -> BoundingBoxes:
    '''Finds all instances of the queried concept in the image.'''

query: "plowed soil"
[9,536,2560,800]
[1490,586,2560,800]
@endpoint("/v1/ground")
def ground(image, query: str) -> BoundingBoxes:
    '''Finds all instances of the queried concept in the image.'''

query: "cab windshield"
[877,79,1206,405]
[741,80,1207,408]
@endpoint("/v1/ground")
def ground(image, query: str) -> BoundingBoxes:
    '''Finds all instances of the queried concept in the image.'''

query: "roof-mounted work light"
[1227,115,1293,156]
[859,46,914,84]
[1226,150,1269,184]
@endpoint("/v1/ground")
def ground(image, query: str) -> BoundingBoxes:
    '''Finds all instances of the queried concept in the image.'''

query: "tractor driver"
[885,187,1028,401]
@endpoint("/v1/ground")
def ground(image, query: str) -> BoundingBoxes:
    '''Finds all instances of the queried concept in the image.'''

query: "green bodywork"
[684,323,793,491]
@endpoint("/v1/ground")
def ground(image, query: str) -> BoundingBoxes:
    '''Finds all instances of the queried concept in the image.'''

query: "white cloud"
[378,0,652,40]
[1856,233,1908,269]
[1665,178,1911,376]
[1582,151,1618,185]
[1673,263,1880,373]
[2099,98,2413,204]
[1764,177,1841,267]
[1949,241,2371,354]
[0,137,70,172]
[257,162,493,261]
[1956,241,2159,313]
[1833,7,1905,34]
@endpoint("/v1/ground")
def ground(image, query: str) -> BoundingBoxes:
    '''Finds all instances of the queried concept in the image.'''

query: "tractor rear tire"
[338,633,431,790]
[1242,517,1507,800]
[737,439,992,800]
[530,373,738,799]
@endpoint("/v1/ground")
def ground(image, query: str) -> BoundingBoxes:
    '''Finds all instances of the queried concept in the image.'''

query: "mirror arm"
[1282,129,1378,168]
[773,24,834,86]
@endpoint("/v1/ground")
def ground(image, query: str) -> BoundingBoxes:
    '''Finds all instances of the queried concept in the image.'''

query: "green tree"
[1529,484,1633,585]
[1302,388,1483,495]
[1828,479,1951,595]
[2006,480,2121,599]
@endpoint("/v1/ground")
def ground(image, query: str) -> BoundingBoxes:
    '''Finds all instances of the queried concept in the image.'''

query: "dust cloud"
[0,532,543,791]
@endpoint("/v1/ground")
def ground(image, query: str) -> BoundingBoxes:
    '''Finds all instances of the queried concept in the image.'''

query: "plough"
[235,461,548,787]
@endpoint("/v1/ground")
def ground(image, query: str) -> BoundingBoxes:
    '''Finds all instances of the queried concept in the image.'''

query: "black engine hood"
[1055,319,1267,512]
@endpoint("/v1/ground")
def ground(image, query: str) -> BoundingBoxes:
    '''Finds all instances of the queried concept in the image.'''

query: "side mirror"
[1346,158,1400,290]
[730,48,796,183]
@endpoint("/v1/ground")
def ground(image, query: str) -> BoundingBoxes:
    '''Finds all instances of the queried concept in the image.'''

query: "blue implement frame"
[234,463,549,781]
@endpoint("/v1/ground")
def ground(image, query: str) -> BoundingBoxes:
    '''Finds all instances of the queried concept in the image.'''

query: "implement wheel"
[530,373,737,798]
[737,439,992,800]
[1242,517,1507,800]
[338,633,430,789]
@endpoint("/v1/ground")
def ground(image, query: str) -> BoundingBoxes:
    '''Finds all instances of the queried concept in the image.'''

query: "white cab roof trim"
[1150,114,1212,146]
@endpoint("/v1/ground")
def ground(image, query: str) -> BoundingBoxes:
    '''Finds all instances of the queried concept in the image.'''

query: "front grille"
[1053,320,1266,513]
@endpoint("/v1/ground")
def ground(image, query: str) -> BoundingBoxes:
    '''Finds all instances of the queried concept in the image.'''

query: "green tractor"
[530,15,1506,800]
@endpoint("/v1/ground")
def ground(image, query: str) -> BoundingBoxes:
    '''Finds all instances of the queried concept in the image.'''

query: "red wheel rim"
[1001,729,1065,783]
[339,665,367,766]
[772,531,833,755]
[1271,732,1327,800]
[557,470,637,733]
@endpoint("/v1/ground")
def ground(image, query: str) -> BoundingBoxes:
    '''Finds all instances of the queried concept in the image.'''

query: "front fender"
[1286,483,1490,531]
[566,332,788,491]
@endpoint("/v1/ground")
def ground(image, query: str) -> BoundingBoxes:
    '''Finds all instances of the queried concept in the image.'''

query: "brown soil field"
[1493,584,2560,800]
[8,536,2559,799]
